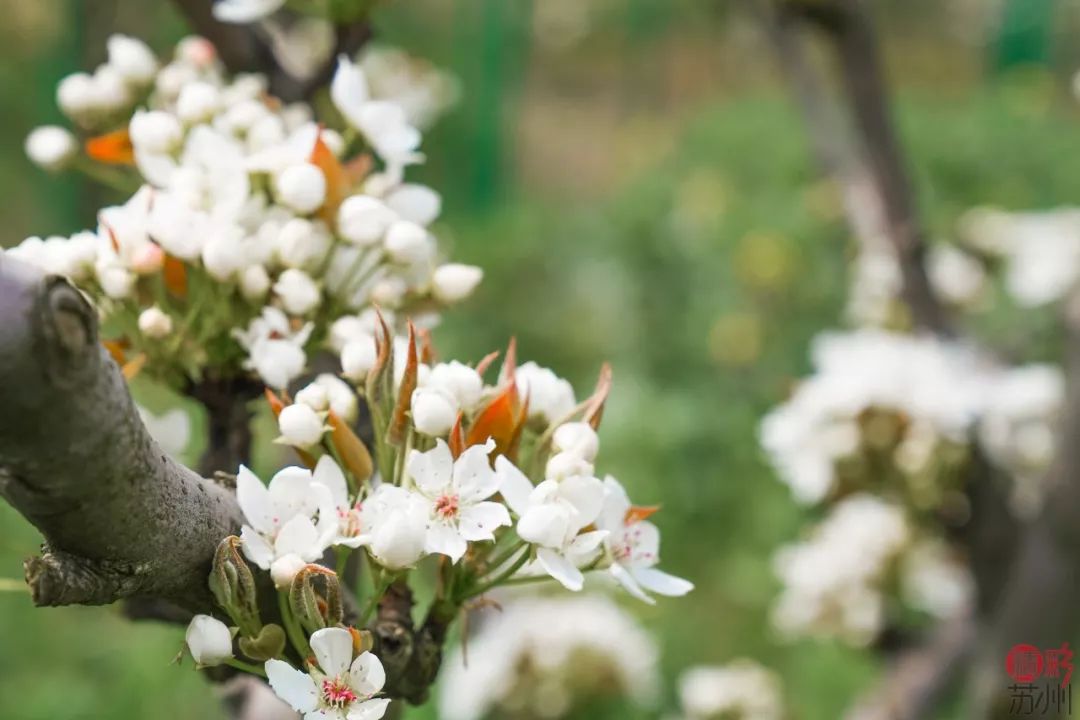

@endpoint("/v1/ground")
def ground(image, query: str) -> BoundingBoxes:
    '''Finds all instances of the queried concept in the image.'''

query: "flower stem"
[278,590,311,659]
[462,547,531,600]
[224,657,267,677]
[359,571,393,626]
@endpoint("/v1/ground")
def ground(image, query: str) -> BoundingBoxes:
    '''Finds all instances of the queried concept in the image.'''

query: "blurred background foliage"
[3,0,1080,718]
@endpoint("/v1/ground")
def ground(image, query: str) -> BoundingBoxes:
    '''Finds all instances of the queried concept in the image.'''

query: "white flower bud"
[270,554,307,589]
[428,361,483,411]
[202,230,246,281]
[57,73,97,119]
[273,268,320,315]
[275,218,330,270]
[155,62,198,100]
[92,66,132,110]
[517,362,576,424]
[341,337,377,382]
[176,81,220,124]
[551,422,599,462]
[384,220,432,265]
[329,315,375,353]
[411,387,458,436]
[370,276,407,307]
[315,373,358,423]
[337,195,396,246]
[106,34,158,85]
[431,263,482,304]
[138,306,174,339]
[177,36,218,68]
[385,184,441,226]
[240,264,271,301]
[546,451,594,480]
[277,403,326,448]
[96,264,135,299]
[25,126,77,171]
[320,128,346,157]
[185,615,233,667]
[294,382,329,412]
[131,243,165,275]
[130,110,183,154]
[275,163,326,215]
[247,115,286,151]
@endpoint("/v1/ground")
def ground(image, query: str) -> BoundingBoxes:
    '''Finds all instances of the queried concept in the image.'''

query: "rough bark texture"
[0,257,240,612]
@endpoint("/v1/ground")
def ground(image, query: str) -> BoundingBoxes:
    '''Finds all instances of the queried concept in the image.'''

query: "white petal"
[265,659,318,713]
[268,466,318,518]
[236,465,274,533]
[457,502,511,541]
[568,529,608,556]
[631,566,694,597]
[331,55,370,129]
[347,698,392,720]
[494,455,533,516]
[310,627,355,677]
[313,455,350,509]
[597,476,632,532]
[452,439,498,502]
[610,563,655,605]
[517,504,570,548]
[407,440,454,496]
[536,547,584,591]
[349,651,386,696]
[425,523,468,563]
[559,475,605,530]
[240,525,275,570]
[274,515,319,559]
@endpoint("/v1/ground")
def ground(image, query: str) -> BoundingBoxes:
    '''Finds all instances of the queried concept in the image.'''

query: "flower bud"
[431,263,483,304]
[546,451,594,481]
[295,382,329,412]
[277,403,327,448]
[341,337,378,382]
[106,34,158,85]
[240,264,271,301]
[185,615,233,667]
[289,565,343,634]
[25,126,77,172]
[238,623,286,662]
[370,276,407,307]
[273,268,320,316]
[92,66,132,111]
[270,553,308,589]
[155,62,197,100]
[385,184,441,227]
[427,361,483,411]
[130,111,183,155]
[177,36,217,68]
[131,243,165,274]
[275,218,331,270]
[315,374,359,424]
[321,128,346,157]
[57,73,97,119]
[202,231,245,281]
[209,536,262,637]
[411,387,457,437]
[176,81,220,124]
[338,195,396,246]
[551,422,599,462]
[384,220,431,265]
[96,264,135,299]
[275,163,327,215]
[138,306,174,339]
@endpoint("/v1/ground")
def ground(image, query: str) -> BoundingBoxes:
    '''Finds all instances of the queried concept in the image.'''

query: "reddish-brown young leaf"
[466,381,523,460]
[624,505,661,525]
[121,352,147,380]
[388,323,418,446]
[102,339,128,365]
[583,362,613,430]
[265,388,286,418]
[162,254,188,300]
[498,337,518,385]
[309,128,349,226]
[328,410,374,483]
[85,128,134,164]
[448,412,467,459]
[474,350,501,378]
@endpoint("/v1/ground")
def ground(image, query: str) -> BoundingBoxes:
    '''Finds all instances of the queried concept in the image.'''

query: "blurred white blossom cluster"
[672,659,784,720]
[438,595,660,720]
[182,328,691,716]
[760,329,1061,643]
[13,33,477,390]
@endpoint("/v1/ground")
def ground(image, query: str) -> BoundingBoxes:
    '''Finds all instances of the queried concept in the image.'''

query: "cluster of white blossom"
[182,330,690,715]
[438,595,660,720]
[13,33,477,389]
[673,659,784,720]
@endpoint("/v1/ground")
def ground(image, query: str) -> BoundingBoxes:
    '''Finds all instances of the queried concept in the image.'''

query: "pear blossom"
[25,126,77,171]
[331,55,422,170]
[338,195,397,246]
[410,387,457,436]
[277,403,328,448]
[341,337,378,382]
[383,220,431,266]
[406,440,511,562]
[185,614,233,667]
[240,264,271,300]
[265,628,391,720]
[275,269,321,315]
[213,0,287,24]
[385,184,441,226]
[138,306,174,338]
[232,307,313,389]
[678,661,784,720]
[106,34,158,85]
[496,456,606,591]
[431,263,482,304]
[295,382,330,412]
[236,465,335,579]
[314,373,359,423]
[358,485,429,569]
[275,163,327,214]
[57,72,98,119]
[310,456,367,549]
[595,476,693,604]
[515,362,576,425]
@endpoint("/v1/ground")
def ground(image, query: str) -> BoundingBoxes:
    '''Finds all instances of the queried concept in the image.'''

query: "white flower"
[295,382,330,412]
[237,465,335,574]
[901,539,973,619]
[92,65,132,110]
[338,195,396,246]
[515,362,576,425]
[57,72,97,119]
[678,661,784,720]
[315,373,359,423]
[138,306,174,338]
[341,337,378,382]
[233,307,314,389]
[497,457,606,591]
[240,264,271,301]
[265,628,390,720]
[427,361,483,410]
[329,313,379,353]
[275,163,327,214]
[431,263,482,304]
[359,485,430,569]
[185,615,233,667]
[130,110,183,154]
[25,126,77,171]
[383,220,431,265]
[96,262,135,299]
[595,476,693,604]
[310,456,367,549]
[176,81,220,123]
[213,0,287,23]
[551,422,599,462]
[385,184,441,226]
[274,268,321,315]
[276,218,331,270]
[201,224,247,281]
[332,55,422,168]
[278,403,328,448]
[270,553,308,589]
[410,387,458,436]
[406,439,511,562]
[106,34,158,85]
